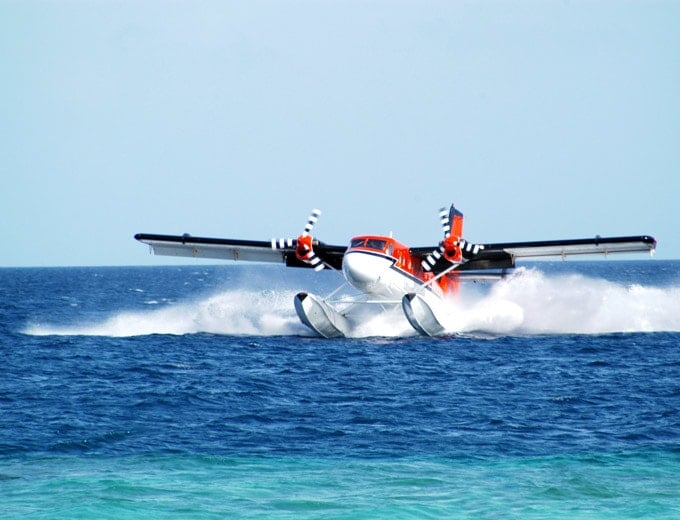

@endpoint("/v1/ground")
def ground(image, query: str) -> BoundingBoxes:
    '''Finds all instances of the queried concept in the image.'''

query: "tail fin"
[445,204,464,239]
[436,204,464,264]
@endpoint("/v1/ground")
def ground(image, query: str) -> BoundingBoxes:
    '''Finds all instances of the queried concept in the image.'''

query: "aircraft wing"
[483,235,656,258]
[467,234,657,270]
[411,235,657,272]
[134,233,347,270]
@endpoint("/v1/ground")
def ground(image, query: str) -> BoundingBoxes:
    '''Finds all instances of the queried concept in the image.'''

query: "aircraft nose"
[342,251,388,291]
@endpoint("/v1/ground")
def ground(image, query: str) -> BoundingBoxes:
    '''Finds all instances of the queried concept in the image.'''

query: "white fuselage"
[342,250,440,299]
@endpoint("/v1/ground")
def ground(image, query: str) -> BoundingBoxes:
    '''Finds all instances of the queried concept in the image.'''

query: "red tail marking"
[451,212,464,239]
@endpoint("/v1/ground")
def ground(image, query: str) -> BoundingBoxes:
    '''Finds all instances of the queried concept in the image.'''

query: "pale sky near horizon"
[2,0,678,267]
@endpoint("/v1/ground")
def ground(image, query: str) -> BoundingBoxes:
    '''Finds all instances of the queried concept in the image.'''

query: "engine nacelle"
[442,236,462,263]
[295,234,314,262]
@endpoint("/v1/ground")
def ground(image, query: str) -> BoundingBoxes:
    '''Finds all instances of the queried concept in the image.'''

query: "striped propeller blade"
[303,209,322,236]
[271,237,296,250]
[438,207,451,238]
[307,253,325,271]
[422,244,445,272]
[458,238,484,257]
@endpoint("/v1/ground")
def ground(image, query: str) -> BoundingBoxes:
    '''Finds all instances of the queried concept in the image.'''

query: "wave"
[23,268,680,338]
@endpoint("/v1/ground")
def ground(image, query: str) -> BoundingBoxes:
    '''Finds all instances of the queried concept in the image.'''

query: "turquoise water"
[2,263,679,518]
[5,452,679,518]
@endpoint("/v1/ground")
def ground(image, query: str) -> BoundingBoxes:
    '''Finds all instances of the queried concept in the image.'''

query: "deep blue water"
[1,262,679,518]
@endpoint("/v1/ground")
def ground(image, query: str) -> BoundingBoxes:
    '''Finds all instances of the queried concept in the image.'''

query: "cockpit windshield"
[349,237,388,252]
[366,239,387,251]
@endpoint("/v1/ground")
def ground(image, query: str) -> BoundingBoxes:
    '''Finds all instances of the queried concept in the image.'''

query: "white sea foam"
[25,290,308,337]
[348,304,416,338]
[24,267,680,338]
[440,267,680,335]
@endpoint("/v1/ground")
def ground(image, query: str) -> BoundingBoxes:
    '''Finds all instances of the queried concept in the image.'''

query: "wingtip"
[644,235,658,250]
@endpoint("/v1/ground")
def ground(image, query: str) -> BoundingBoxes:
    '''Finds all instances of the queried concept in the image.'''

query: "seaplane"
[135,204,656,337]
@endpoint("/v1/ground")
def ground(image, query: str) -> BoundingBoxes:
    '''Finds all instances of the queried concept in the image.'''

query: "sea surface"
[1,261,679,518]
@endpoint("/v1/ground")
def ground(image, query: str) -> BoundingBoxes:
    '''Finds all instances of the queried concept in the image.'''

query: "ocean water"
[1,261,679,518]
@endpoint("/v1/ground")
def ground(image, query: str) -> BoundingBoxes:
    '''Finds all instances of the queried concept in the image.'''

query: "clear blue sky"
[2,0,678,266]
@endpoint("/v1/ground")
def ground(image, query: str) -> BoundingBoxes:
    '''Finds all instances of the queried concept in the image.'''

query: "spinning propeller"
[272,209,326,271]
[422,205,484,272]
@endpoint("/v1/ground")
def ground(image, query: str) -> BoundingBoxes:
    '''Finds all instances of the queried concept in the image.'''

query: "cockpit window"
[349,237,389,252]
[365,239,387,251]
